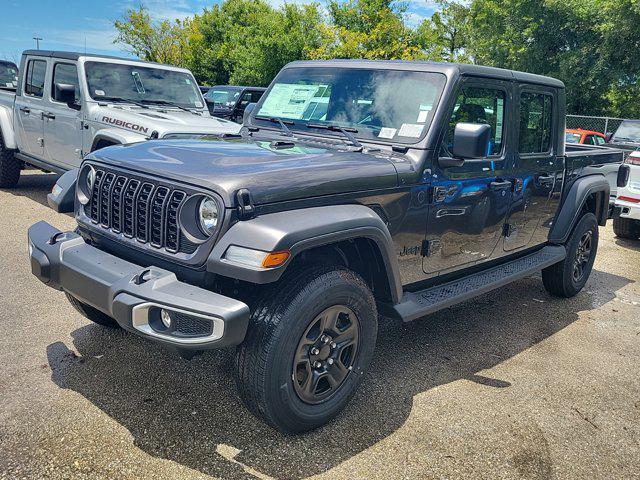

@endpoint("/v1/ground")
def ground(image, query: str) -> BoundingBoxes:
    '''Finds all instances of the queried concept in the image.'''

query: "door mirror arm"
[438,156,465,168]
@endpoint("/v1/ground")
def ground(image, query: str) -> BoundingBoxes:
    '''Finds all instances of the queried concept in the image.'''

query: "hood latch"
[236,189,255,219]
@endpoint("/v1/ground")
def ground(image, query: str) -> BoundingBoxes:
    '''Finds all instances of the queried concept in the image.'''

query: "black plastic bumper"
[28,221,250,350]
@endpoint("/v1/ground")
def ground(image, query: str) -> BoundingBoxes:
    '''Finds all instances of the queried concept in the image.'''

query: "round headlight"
[198,197,219,235]
[86,166,96,192]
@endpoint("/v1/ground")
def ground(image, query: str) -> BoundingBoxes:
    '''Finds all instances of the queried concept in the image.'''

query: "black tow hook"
[133,268,153,285]
[48,232,66,245]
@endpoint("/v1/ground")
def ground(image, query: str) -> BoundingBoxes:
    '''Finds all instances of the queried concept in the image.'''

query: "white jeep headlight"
[198,196,219,235]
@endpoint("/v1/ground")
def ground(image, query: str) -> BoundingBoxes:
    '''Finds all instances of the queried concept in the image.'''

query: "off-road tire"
[65,292,120,328]
[0,135,20,188]
[612,217,640,240]
[235,266,378,433]
[542,213,598,298]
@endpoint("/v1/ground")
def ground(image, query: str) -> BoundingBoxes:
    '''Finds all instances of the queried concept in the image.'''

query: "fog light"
[160,309,173,329]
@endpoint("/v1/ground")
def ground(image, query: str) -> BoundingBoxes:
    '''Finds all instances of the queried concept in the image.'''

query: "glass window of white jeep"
[85,62,203,109]
[52,63,80,103]
[254,67,446,144]
[24,60,46,97]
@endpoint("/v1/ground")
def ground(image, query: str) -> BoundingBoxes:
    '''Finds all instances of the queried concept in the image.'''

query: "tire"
[235,266,378,433]
[542,213,598,298]
[65,292,120,328]
[613,217,640,240]
[0,134,20,188]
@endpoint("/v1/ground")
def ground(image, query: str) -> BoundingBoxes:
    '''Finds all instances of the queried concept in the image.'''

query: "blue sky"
[0,0,439,62]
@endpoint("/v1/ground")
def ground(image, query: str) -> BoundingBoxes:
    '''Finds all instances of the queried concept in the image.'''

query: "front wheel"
[235,266,378,433]
[0,135,20,188]
[542,213,598,298]
[613,217,640,240]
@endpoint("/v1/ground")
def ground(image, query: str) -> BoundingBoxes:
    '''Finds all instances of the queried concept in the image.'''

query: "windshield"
[253,67,446,144]
[205,88,241,107]
[0,62,18,89]
[85,61,204,109]
[565,132,581,143]
[612,121,640,143]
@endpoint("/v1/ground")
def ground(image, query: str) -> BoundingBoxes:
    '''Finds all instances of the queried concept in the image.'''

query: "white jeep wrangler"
[0,50,240,187]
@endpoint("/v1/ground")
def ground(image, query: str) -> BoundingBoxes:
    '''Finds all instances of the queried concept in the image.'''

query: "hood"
[88,104,242,137]
[89,138,400,206]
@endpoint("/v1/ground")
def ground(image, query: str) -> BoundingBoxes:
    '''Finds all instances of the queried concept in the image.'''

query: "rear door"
[423,78,514,275]
[44,61,83,168]
[14,57,48,158]
[503,86,563,251]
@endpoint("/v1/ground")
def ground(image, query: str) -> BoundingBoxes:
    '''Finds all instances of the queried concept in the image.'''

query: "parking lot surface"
[1,172,639,480]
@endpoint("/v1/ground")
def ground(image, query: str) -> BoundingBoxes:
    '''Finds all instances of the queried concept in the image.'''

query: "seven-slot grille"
[85,167,193,254]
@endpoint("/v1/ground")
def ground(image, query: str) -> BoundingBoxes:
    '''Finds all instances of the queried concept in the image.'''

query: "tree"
[415,1,471,62]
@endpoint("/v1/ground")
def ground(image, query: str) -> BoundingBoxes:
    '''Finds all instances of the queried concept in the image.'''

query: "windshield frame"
[249,65,448,147]
[81,59,206,110]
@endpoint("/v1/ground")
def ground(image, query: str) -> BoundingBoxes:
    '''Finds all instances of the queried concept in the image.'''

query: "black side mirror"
[452,123,492,159]
[54,83,77,108]
[243,102,257,125]
[605,132,613,143]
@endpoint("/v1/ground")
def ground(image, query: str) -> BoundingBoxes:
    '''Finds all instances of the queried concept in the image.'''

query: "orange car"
[566,128,607,145]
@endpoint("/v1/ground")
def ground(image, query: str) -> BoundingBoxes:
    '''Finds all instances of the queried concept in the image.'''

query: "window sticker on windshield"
[378,127,397,139]
[399,123,424,138]
[417,110,430,123]
[94,89,105,96]
[195,101,203,108]
[259,83,327,119]
[5,83,12,88]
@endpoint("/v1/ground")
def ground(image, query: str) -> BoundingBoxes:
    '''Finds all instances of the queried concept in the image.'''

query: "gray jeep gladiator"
[28,60,623,433]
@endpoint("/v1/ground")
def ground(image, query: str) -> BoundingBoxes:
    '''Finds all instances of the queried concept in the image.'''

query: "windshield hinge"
[236,188,255,219]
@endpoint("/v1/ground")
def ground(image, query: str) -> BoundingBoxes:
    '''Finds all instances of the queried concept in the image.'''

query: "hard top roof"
[283,59,565,88]
[21,50,188,70]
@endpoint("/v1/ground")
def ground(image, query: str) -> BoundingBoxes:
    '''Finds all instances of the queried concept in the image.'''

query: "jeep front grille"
[85,168,196,254]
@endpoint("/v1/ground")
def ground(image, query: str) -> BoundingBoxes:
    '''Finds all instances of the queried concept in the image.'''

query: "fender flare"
[47,168,78,213]
[0,104,16,149]
[549,174,610,244]
[207,205,403,303]
[91,128,146,151]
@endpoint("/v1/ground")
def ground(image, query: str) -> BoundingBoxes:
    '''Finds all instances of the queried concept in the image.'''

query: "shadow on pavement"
[614,237,640,251]
[45,269,631,479]
[0,171,60,208]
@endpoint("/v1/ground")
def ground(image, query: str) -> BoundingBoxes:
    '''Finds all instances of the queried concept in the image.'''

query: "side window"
[595,136,606,146]
[24,60,47,97]
[443,86,506,157]
[52,63,80,103]
[519,92,553,154]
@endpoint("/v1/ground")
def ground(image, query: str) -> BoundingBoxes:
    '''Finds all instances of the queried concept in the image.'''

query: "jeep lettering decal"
[101,116,149,134]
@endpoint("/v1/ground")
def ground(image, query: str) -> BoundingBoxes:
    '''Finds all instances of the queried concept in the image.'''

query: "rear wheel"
[0,134,21,188]
[542,213,598,298]
[235,266,377,433]
[613,217,640,240]
[66,293,120,328]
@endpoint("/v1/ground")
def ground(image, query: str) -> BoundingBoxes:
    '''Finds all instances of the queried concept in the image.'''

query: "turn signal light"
[262,251,290,268]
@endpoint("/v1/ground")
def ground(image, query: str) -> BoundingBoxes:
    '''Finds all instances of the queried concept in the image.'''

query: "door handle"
[19,107,30,114]
[490,180,512,190]
[42,112,56,120]
[537,174,555,184]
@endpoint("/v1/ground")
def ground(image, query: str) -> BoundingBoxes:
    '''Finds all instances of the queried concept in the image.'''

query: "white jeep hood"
[88,104,242,138]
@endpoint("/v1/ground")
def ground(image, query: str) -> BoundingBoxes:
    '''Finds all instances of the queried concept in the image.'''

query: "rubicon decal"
[101,116,149,134]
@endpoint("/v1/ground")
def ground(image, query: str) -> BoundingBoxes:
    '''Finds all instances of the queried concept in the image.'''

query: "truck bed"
[565,143,624,200]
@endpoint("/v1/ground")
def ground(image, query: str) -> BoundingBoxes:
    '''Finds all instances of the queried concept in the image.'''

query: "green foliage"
[113,0,640,117]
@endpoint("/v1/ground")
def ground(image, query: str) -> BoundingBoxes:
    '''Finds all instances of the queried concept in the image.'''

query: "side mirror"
[243,102,257,125]
[605,132,613,143]
[452,123,492,159]
[54,83,77,108]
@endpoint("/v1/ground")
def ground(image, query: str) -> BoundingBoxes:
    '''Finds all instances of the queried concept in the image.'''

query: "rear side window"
[519,92,553,154]
[24,60,47,97]
[52,63,80,103]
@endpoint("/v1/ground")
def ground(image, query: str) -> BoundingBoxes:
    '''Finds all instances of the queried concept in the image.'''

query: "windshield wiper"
[97,96,149,109]
[255,116,294,137]
[307,123,362,149]
[140,99,198,113]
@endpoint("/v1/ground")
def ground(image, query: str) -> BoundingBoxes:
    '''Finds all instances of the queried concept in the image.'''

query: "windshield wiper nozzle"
[307,123,362,149]
[255,116,294,137]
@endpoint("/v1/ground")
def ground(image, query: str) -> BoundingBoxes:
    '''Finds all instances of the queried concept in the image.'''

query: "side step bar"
[393,245,567,322]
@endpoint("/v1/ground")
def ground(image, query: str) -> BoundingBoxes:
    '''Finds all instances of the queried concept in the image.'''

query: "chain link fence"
[566,114,625,135]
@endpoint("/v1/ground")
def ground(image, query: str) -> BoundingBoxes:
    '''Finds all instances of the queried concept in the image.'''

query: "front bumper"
[28,221,250,350]
[615,198,640,221]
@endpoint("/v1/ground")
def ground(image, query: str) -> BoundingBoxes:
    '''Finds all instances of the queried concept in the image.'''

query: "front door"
[14,58,47,158]
[424,80,514,275]
[504,86,563,251]
[44,62,83,168]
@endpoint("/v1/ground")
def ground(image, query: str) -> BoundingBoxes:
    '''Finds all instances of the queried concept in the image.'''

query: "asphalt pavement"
[1,171,639,479]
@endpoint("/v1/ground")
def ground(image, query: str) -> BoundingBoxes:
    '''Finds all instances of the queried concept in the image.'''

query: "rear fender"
[207,205,403,303]
[549,174,609,244]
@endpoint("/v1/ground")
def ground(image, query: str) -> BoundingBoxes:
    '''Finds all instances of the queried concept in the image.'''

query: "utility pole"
[33,37,42,50]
